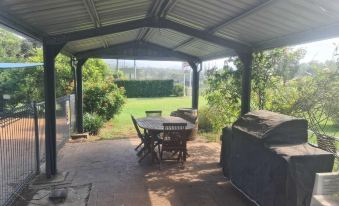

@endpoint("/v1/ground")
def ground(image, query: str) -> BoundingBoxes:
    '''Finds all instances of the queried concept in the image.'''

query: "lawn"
[99,96,207,139]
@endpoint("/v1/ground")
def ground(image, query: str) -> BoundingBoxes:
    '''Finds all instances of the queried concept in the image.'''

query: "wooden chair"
[131,115,146,154]
[145,110,162,117]
[159,123,187,164]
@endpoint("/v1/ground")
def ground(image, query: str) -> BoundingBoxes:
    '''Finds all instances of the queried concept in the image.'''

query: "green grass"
[99,96,207,139]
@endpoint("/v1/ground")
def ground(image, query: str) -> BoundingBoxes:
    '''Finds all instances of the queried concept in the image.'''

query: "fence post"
[33,102,40,174]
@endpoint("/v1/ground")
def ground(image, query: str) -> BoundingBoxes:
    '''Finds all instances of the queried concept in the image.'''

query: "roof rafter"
[137,0,171,42]
[46,17,251,52]
[75,41,200,62]
[82,0,110,48]
[209,0,276,33]
[83,0,101,28]
[173,0,275,51]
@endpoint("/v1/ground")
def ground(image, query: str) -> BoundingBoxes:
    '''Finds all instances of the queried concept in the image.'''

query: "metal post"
[183,71,186,96]
[189,69,192,96]
[33,101,40,174]
[237,51,253,116]
[71,57,77,95]
[134,59,137,80]
[189,61,200,109]
[43,41,63,177]
[76,58,87,133]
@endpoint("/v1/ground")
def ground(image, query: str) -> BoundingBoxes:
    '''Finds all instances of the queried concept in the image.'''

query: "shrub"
[172,84,184,96]
[83,113,104,135]
[115,80,174,97]
[198,107,213,132]
[83,80,125,121]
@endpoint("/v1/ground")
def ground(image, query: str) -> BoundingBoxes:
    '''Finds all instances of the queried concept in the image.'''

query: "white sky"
[110,37,339,70]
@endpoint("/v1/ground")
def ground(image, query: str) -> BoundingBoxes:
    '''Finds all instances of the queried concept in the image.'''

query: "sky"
[106,37,339,70]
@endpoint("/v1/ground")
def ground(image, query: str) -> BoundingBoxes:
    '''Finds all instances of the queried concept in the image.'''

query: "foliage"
[0,28,38,62]
[83,113,104,135]
[204,64,242,130]
[112,70,126,80]
[0,28,112,107]
[115,80,174,97]
[83,80,126,121]
[198,107,213,132]
[204,48,306,131]
[290,69,339,129]
[172,84,184,96]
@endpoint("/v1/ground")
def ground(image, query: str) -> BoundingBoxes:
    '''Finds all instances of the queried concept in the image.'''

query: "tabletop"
[136,116,195,131]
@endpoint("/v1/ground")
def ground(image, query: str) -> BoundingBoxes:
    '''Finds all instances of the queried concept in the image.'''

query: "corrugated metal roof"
[65,29,140,54]
[166,0,262,30]
[0,63,43,69]
[95,0,150,26]
[216,0,339,45]
[176,39,227,57]
[1,0,339,61]
[146,28,191,49]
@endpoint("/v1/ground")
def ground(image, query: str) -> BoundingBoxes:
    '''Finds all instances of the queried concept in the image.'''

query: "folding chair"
[131,115,147,154]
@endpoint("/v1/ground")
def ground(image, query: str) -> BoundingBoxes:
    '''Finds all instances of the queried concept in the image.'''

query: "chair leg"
[135,142,143,151]
[137,146,146,157]
[138,150,150,163]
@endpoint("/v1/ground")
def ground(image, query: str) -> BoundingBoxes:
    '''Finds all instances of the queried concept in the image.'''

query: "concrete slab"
[28,184,91,206]
[19,138,255,206]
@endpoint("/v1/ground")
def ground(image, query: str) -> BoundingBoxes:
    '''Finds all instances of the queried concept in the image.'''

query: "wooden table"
[136,116,195,162]
[136,116,195,131]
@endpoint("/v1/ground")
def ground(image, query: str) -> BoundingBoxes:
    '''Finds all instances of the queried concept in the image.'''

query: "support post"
[76,58,87,133]
[189,61,200,109]
[33,101,40,174]
[43,41,64,177]
[71,57,77,95]
[237,51,253,116]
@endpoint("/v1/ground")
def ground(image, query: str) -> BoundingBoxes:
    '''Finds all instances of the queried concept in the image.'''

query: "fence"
[0,94,76,206]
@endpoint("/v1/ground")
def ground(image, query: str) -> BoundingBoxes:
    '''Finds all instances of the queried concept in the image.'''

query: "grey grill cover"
[229,110,334,206]
[232,110,308,145]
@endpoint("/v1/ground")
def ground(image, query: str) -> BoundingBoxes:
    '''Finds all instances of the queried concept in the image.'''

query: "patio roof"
[1,0,339,61]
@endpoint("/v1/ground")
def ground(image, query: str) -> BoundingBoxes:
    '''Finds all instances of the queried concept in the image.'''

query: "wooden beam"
[75,41,200,62]
[46,17,251,52]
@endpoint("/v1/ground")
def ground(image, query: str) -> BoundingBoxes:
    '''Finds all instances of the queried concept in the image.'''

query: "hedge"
[115,80,174,97]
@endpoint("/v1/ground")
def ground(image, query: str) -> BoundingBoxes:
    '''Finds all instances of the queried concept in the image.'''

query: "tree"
[204,48,306,131]
[0,27,114,107]
[204,62,242,130]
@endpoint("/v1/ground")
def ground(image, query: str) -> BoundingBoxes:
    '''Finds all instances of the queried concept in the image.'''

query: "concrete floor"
[51,138,254,206]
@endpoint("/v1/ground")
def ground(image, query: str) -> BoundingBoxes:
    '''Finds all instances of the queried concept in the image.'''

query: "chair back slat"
[131,115,144,140]
[145,110,162,117]
[163,123,187,141]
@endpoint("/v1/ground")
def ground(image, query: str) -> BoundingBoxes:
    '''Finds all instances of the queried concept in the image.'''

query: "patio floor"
[24,138,255,206]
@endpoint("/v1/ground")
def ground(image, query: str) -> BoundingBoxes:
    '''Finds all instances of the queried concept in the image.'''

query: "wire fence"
[0,94,76,206]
